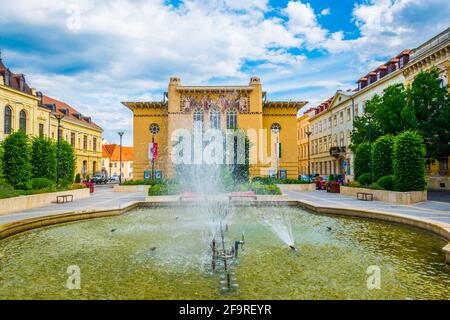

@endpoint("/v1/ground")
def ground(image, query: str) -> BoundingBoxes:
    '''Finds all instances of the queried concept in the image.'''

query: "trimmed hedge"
[0,183,19,199]
[0,131,32,189]
[373,135,394,181]
[354,142,371,181]
[122,179,164,186]
[251,177,310,185]
[393,131,426,191]
[30,178,55,191]
[250,183,282,195]
[377,175,395,191]
[357,173,371,186]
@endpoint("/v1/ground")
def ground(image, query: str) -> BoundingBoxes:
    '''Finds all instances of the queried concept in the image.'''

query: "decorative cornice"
[122,102,167,110]
[176,86,253,93]
[264,101,307,110]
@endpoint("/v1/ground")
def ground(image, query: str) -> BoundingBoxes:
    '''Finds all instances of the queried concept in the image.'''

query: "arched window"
[4,106,12,134]
[193,108,204,131]
[19,110,27,132]
[271,123,281,133]
[226,108,238,129]
[209,107,221,129]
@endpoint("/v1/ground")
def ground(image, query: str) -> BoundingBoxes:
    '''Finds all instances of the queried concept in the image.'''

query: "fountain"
[261,211,295,249]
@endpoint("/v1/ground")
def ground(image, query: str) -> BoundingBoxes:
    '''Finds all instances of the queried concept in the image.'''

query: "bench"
[229,191,257,201]
[56,195,74,204]
[179,192,203,202]
[357,192,373,201]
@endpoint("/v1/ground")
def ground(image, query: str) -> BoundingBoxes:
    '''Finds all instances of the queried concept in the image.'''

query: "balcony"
[330,146,346,157]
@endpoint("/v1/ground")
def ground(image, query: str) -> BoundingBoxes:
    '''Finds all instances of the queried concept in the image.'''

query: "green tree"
[374,84,408,134]
[372,135,394,181]
[407,68,450,160]
[0,131,31,189]
[31,137,57,181]
[59,140,76,184]
[354,142,371,181]
[393,131,426,192]
[350,95,383,151]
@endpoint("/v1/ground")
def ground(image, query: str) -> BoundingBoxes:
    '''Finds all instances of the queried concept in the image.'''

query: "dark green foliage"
[0,131,31,189]
[122,179,164,186]
[354,142,371,181]
[148,182,180,196]
[372,135,394,181]
[30,178,55,191]
[31,137,57,181]
[357,173,371,186]
[251,177,310,184]
[59,141,76,183]
[250,183,282,195]
[75,174,81,183]
[377,175,396,191]
[393,131,427,192]
[407,69,450,160]
[351,69,449,162]
[0,183,19,199]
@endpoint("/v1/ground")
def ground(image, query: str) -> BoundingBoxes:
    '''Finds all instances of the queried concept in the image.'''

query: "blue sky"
[1,0,449,145]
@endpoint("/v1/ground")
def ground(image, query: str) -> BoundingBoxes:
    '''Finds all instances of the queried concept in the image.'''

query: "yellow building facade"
[0,56,103,179]
[42,95,103,179]
[403,27,450,189]
[124,77,306,180]
[297,113,310,176]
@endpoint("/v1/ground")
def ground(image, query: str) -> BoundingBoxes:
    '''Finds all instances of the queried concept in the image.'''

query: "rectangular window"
[93,137,97,152]
[71,133,76,147]
[333,115,337,126]
[39,124,44,137]
[83,136,88,150]
[347,108,351,121]
[340,111,344,124]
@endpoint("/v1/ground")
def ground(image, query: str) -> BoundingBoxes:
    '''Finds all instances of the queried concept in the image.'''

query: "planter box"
[340,186,427,205]
[114,185,150,193]
[277,184,316,192]
[0,188,90,215]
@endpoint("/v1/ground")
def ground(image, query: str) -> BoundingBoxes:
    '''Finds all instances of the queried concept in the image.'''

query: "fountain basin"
[0,204,448,300]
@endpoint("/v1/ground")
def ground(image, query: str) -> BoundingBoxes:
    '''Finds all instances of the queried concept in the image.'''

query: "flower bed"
[340,186,427,205]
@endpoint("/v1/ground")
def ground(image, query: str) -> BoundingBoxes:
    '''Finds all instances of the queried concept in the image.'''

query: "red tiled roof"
[102,144,133,161]
[0,58,33,95]
[42,95,102,131]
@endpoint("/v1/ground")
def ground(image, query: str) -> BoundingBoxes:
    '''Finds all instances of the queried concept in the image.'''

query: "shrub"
[30,178,55,191]
[347,181,361,188]
[357,173,371,186]
[75,174,81,183]
[122,179,163,186]
[251,177,309,185]
[393,131,427,192]
[59,141,76,184]
[0,131,32,189]
[373,135,394,181]
[250,183,282,195]
[0,183,19,199]
[354,142,371,181]
[148,184,168,196]
[377,175,396,191]
[369,182,384,190]
[30,137,57,181]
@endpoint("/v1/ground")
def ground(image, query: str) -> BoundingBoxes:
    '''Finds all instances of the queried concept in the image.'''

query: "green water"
[0,205,449,300]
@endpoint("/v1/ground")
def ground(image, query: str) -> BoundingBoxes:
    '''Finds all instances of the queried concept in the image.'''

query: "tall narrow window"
[39,123,44,137]
[19,110,27,132]
[193,108,204,131]
[226,108,238,129]
[209,107,221,129]
[4,106,12,134]
[93,137,97,152]
[83,136,88,150]
[71,133,76,147]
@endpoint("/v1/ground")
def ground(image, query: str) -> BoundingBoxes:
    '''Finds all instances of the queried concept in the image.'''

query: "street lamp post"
[118,132,124,184]
[305,131,312,183]
[53,113,65,188]
[366,113,373,184]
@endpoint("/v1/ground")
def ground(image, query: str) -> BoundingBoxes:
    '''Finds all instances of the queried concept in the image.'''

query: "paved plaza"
[1,186,450,229]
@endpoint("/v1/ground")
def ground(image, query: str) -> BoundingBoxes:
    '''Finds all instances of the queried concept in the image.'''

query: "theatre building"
[123,77,306,180]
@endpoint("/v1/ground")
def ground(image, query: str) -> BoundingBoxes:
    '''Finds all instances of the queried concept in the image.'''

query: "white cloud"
[320,8,330,16]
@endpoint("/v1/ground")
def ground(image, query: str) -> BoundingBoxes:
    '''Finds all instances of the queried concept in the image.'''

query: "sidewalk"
[282,188,450,225]
[0,187,146,225]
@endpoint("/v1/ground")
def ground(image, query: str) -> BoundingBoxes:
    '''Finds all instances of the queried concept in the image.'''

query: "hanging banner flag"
[149,143,159,160]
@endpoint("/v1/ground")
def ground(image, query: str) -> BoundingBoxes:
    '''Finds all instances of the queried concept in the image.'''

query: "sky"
[0,0,449,146]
